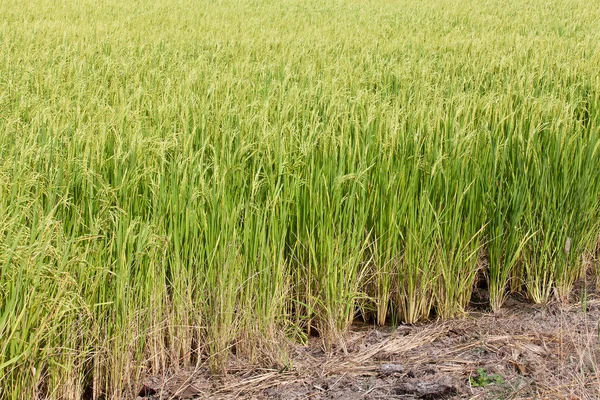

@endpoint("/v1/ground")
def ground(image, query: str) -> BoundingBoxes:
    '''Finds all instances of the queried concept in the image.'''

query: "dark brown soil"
[136,287,600,400]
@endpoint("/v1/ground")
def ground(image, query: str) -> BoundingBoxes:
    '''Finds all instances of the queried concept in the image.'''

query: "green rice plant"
[430,130,487,319]
[290,142,372,345]
[395,190,439,324]
[484,114,533,311]
[367,155,405,326]
[520,99,600,303]
[234,159,292,364]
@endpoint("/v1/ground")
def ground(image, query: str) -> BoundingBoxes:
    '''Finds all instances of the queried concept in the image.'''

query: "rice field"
[0,0,599,398]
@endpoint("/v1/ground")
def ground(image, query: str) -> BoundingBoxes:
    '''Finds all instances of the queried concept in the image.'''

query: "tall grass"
[1,0,599,397]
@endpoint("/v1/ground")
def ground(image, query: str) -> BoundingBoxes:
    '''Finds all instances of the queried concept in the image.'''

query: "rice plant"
[0,0,599,398]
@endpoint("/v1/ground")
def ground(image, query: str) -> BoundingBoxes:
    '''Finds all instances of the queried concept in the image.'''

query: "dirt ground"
[137,285,600,400]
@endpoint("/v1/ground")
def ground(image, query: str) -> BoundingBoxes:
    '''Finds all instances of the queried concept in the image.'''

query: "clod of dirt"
[392,375,456,399]
[380,363,405,375]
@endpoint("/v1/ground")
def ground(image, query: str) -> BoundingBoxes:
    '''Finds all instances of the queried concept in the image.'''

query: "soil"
[136,285,600,400]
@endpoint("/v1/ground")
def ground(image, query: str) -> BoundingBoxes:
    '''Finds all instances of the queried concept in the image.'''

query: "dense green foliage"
[1,0,599,397]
